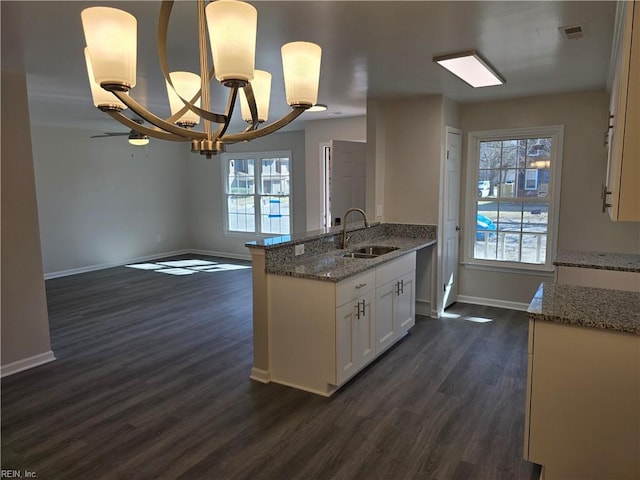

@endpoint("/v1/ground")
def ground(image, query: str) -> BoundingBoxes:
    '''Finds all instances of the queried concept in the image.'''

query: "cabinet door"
[396,271,415,333]
[357,291,376,367]
[375,280,398,353]
[336,292,375,385]
[336,300,359,385]
[606,1,639,221]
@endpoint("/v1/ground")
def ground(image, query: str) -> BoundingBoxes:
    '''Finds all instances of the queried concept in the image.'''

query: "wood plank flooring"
[1,255,541,480]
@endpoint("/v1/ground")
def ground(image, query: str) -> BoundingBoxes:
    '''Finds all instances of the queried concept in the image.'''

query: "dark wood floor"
[2,254,541,480]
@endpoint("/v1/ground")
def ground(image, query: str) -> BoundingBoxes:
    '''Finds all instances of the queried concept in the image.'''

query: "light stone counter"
[528,281,640,335]
[554,250,640,272]
[247,223,437,282]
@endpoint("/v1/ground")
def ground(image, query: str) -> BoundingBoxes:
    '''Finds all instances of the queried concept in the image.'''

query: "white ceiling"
[1,1,616,137]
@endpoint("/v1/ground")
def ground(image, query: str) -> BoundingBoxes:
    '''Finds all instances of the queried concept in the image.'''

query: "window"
[465,126,564,271]
[223,151,292,235]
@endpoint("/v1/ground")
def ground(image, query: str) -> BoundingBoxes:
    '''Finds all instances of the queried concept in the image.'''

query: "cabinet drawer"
[376,252,416,287]
[336,269,376,307]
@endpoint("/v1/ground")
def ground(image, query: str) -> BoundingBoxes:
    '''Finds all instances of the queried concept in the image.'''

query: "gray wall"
[1,70,53,370]
[304,116,367,231]
[367,95,456,315]
[31,125,191,276]
[459,90,640,305]
[188,130,306,259]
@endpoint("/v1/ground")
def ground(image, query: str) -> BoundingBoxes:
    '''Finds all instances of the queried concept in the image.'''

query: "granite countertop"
[269,236,436,282]
[246,221,378,250]
[554,250,640,272]
[528,282,640,335]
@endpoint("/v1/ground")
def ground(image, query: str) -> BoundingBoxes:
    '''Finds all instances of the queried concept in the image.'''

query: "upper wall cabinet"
[604,1,639,222]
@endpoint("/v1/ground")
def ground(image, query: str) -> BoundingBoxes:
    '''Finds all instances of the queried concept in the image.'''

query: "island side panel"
[528,320,640,479]
[268,274,337,396]
[249,249,271,382]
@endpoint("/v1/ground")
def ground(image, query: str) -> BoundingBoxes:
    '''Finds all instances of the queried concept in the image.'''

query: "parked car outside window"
[478,180,491,197]
[476,213,496,240]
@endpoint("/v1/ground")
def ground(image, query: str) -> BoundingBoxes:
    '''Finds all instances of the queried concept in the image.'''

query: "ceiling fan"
[90,118,149,146]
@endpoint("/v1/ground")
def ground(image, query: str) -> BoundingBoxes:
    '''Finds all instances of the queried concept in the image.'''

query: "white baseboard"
[1,350,56,378]
[249,368,271,383]
[415,299,431,317]
[190,249,252,262]
[44,249,190,279]
[43,249,253,280]
[457,294,530,312]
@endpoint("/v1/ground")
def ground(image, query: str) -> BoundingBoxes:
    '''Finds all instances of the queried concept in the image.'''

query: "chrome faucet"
[342,208,369,249]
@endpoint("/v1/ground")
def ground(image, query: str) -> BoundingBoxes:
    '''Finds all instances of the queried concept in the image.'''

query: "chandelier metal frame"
[89,0,315,157]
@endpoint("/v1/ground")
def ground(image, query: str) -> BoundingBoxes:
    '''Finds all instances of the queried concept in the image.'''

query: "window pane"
[227,195,255,232]
[499,233,522,262]
[526,138,552,169]
[522,203,548,233]
[227,159,255,194]
[478,170,498,198]
[479,141,502,169]
[261,158,290,195]
[497,201,523,233]
[475,201,498,260]
[522,233,546,264]
[499,169,517,197]
[260,196,290,234]
[501,140,519,168]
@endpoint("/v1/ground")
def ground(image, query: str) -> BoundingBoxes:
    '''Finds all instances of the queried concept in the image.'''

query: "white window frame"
[463,125,564,272]
[222,150,293,237]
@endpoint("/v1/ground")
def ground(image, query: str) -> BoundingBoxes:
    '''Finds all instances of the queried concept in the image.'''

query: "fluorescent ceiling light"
[433,50,504,88]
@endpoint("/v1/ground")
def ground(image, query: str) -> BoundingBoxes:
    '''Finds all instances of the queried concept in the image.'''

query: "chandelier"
[81,0,322,157]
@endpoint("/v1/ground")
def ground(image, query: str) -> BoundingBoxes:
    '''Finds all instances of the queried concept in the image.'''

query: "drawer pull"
[355,283,367,289]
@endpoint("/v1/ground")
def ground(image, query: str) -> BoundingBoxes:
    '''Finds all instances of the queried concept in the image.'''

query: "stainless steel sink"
[341,245,399,259]
[341,252,378,259]
[353,246,399,256]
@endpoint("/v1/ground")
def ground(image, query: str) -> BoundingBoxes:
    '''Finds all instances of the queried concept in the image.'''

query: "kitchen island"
[524,280,640,480]
[246,223,436,396]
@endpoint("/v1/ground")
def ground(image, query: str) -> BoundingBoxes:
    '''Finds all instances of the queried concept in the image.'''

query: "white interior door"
[330,140,366,226]
[443,128,462,309]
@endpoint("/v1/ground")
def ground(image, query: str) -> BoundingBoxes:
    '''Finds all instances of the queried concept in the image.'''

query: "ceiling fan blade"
[90,133,129,138]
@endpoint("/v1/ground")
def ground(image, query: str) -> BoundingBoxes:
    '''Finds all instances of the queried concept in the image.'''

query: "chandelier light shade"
[81,0,322,157]
[205,0,257,85]
[84,48,127,110]
[166,72,201,127]
[240,70,271,122]
[81,7,137,90]
[281,42,322,107]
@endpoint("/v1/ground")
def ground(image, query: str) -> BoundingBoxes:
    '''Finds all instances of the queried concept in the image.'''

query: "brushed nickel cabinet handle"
[601,184,612,213]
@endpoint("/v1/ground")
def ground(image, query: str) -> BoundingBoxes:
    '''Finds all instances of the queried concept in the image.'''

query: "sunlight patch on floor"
[462,316,493,323]
[441,311,493,323]
[125,259,250,275]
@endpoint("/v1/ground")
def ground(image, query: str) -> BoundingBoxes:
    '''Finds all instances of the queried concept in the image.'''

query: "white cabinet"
[268,253,417,396]
[375,253,416,353]
[336,289,375,385]
[524,320,640,479]
[604,1,639,221]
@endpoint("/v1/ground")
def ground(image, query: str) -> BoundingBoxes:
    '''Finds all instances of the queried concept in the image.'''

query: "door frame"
[435,126,463,316]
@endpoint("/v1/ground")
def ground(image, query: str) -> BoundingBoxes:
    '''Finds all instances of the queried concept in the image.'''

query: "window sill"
[225,230,290,240]
[461,261,555,277]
